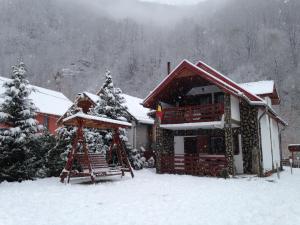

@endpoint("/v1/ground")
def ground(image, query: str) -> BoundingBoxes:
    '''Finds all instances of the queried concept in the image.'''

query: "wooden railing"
[162,103,224,124]
[160,154,227,177]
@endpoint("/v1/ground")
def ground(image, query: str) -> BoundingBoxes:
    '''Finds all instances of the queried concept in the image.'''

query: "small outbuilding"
[0,76,73,134]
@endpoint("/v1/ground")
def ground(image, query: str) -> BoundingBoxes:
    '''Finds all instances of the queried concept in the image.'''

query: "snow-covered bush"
[45,126,76,177]
[129,148,144,170]
[144,157,155,168]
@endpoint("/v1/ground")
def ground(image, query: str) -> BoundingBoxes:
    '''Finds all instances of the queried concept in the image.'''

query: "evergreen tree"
[91,70,128,120]
[90,70,143,169]
[29,131,56,178]
[46,126,76,177]
[0,62,40,182]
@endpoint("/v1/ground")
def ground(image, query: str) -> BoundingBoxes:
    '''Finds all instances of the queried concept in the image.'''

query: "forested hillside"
[0,0,299,149]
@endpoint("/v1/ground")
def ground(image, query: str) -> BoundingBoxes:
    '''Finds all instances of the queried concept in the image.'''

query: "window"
[199,94,212,105]
[233,134,240,155]
[214,92,224,104]
[210,137,225,154]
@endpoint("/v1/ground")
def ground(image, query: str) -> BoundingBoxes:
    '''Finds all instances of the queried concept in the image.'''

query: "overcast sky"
[140,0,206,5]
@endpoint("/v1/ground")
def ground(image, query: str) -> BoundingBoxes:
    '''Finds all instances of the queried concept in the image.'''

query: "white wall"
[126,125,135,148]
[174,136,185,154]
[174,136,185,169]
[230,95,240,121]
[187,85,221,95]
[264,96,272,107]
[258,109,281,172]
[271,119,281,167]
[259,109,273,171]
[234,134,244,174]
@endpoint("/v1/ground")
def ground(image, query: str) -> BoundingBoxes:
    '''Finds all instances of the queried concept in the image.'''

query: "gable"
[143,60,263,109]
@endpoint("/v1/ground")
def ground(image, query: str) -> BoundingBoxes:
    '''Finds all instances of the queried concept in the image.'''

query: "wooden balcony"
[162,103,224,124]
[160,154,227,177]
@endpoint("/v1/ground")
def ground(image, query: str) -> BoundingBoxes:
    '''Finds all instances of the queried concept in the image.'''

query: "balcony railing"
[160,154,227,177]
[162,103,224,124]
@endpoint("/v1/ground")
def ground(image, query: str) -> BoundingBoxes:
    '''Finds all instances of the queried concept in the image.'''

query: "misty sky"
[140,0,205,5]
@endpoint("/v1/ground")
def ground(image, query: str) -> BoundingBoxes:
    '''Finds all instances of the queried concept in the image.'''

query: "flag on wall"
[156,103,163,123]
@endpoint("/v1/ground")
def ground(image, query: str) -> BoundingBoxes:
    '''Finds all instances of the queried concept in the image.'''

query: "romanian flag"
[156,103,163,123]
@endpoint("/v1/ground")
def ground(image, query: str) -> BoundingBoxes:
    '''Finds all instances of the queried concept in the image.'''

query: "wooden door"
[197,135,209,154]
[184,137,197,155]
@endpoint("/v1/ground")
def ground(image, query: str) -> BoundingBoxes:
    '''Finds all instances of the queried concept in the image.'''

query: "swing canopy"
[60,112,134,183]
[62,112,131,129]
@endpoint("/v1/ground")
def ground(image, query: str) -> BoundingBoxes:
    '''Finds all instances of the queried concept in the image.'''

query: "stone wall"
[155,121,174,173]
[240,100,260,174]
[224,93,234,175]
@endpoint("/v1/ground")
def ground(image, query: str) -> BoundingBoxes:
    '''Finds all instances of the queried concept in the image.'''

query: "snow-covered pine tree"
[0,62,40,182]
[92,70,128,120]
[90,70,143,169]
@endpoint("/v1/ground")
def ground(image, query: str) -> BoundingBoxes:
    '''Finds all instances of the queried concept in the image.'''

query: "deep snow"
[0,168,300,225]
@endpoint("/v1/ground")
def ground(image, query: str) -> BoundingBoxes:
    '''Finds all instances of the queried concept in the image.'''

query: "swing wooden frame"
[59,113,134,183]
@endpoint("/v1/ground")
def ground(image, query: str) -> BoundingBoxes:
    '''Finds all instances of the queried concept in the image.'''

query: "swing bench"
[59,113,134,183]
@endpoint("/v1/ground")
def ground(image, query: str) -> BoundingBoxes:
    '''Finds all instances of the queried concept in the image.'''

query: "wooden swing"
[59,113,134,183]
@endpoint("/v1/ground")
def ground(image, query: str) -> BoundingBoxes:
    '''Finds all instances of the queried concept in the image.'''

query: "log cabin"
[143,59,287,176]
[0,76,73,134]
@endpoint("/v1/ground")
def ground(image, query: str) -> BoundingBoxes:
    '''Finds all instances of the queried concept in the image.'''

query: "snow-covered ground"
[1,168,300,225]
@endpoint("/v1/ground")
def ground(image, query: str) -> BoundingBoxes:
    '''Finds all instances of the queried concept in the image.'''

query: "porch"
[160,154,227,177]
[161,103,224,124]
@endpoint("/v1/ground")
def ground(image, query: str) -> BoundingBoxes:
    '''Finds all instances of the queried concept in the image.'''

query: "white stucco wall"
[234,134,244,174]
[259,110,273,171]
[271,119,281,167]
[230,95,240,121]
[126,125,134,148]
[127,122,151,150]
[174,136,185,155]
[264,96,272,107]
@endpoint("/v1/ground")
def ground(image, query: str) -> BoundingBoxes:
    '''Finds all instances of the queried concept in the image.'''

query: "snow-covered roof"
[239,80,274,96]
[63,112,131,128]
[80,92,153,125]
[122,94,154,125]
[0,76,73,116]
[83,91,99,103]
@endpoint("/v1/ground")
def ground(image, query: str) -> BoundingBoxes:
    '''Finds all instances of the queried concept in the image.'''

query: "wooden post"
[60,125,79,183]
[290,158,293,174]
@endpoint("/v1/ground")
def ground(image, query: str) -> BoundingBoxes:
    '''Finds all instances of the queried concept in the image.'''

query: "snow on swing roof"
[0,76,73,116]
[63,112,131,129]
